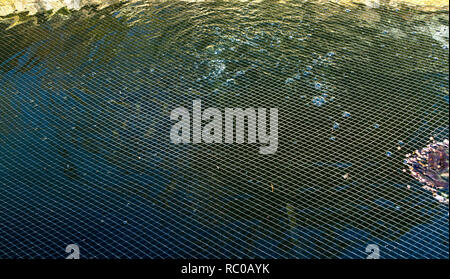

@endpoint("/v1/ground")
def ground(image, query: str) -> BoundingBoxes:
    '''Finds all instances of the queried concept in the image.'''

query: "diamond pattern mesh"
[0,0,448,258]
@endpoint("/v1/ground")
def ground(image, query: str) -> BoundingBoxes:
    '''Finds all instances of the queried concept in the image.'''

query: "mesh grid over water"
[0,0,449,259]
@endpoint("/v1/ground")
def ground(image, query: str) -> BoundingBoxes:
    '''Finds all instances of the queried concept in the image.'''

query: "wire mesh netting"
[0,0,448,259]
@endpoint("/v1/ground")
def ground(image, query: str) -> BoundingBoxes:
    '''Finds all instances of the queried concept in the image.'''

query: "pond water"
[0,0,448,258]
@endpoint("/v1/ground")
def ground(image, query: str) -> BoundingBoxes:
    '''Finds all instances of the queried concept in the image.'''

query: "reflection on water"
[0,0,448,258]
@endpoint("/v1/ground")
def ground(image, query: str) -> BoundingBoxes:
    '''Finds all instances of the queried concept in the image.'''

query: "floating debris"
[285,77,295,84]
[333,122,340,130]
[312,96,326,107]
[404,139,449,204]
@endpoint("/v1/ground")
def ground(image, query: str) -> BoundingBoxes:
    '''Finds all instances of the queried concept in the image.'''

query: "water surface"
[0,0,448,258]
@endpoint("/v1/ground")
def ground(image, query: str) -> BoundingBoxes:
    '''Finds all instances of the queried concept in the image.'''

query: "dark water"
[0,0,448,258]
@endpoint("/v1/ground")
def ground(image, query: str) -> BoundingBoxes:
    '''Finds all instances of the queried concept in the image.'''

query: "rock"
[0,0,124,17]
[404,139,449,204]
[1,1,449,17]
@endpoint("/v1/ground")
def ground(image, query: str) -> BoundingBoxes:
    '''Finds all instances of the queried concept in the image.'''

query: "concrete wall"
[1,0,449,17]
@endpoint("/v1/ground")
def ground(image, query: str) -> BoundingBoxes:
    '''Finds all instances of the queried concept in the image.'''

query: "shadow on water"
[0,0,448,258]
